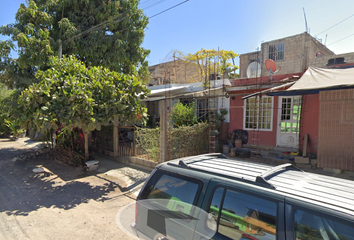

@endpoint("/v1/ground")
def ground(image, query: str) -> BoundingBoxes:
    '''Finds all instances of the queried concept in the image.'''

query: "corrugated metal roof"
[166,154,354,213]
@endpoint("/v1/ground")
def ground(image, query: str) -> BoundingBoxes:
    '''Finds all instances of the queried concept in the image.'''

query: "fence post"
[133,129,136,156]
[159,99,167,163]
[113,115,119,159]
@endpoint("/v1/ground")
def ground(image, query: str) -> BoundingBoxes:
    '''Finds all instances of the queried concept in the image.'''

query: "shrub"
[135,122,209,162]
[171,101,197,128]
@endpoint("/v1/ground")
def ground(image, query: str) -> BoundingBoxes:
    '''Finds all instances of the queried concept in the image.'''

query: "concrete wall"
[148,59,200,85]
[239,51,261,78]
[318,89,354,171]
[309,52,354,68]
[239,32,334,80]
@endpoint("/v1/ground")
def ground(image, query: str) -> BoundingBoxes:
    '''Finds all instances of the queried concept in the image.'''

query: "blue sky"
[1,0,354,66]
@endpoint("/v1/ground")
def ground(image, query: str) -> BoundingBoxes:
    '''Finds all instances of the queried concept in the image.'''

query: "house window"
[244,96,273,131]
[268,42,284,61]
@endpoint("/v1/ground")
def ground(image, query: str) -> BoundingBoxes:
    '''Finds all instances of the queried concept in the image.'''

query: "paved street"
[0,138,150,240]
[1,137,354,240]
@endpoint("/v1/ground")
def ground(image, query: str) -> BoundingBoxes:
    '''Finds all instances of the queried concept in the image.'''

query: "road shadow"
[0,147,34,161]
[0,137,46,161]
[0,157,122,216]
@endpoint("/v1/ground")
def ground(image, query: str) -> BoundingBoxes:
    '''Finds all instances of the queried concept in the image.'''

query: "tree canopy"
[183,49,239,84]
[18,55,149,159]
[0,0,150,89]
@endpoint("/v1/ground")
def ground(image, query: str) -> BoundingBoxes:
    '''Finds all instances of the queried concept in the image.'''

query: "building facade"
[227,32,354,164]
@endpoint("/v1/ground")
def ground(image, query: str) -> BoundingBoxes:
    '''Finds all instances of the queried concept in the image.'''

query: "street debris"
[32,167,45,173]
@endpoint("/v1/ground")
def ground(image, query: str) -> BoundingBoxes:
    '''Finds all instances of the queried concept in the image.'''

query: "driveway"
[0,137,150,240]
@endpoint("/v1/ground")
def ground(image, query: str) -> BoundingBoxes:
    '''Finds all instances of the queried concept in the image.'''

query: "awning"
[149,86,188,97]
[175,87,225,98]
[142,87,226,102]
[267,67,354,96]
[241,82,296,100]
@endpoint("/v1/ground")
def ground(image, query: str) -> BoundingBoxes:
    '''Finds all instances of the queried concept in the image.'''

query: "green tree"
[0,0,150,89]
[171,101,197,128]
[18,55,149,160]
[0,83,15,135]
[182,49,239,85]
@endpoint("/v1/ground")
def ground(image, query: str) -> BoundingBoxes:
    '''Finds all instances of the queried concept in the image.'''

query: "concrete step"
[243,144,297,152]
[259,150,297,161]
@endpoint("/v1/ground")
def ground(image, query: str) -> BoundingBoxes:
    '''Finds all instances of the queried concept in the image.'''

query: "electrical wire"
[140,0,155,5]
[143,0,168,10]
[149,0,189,19]
[327,32,354,46]
[315,13,354,36]
[68,0,191,51]
[64,0,171,43]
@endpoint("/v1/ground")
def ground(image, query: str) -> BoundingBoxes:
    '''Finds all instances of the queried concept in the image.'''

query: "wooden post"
[159,99,167,163]
[113,115,119,159]
[302,134,309,157]
[84,132,89,160]
[80,122,89,161]
[133,129,137,156]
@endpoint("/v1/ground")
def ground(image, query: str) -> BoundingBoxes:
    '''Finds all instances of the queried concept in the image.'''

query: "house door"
[276,96,302,148]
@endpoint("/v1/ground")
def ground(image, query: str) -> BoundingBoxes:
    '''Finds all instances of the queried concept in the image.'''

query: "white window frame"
[268,42,285,61]
[243,96,273,131]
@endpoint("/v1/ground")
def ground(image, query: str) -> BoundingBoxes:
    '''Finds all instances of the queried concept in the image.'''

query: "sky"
[1,0,354,66]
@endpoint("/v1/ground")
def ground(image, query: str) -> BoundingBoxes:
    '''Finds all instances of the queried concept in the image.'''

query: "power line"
[140,0,159,6]
[68,0,191,50]
[327,32,354,46]
[149,0,189,19]
[64,0,169,43]
[315,13,354,36]
[142,0,168,10]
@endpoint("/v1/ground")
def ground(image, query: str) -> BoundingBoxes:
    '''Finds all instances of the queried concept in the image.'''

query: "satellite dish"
[315,52,323,58]
[265,59,280,81]
[246,62,261,78]
[265,59,277,73]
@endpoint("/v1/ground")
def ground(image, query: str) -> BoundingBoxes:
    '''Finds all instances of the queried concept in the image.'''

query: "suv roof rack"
[255,163,303,186]
[170,153,227,168]
[168,154,303,189]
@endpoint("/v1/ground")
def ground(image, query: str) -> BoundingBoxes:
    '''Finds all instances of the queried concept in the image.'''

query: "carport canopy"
[267,67,354,96]
[242,67,354,99]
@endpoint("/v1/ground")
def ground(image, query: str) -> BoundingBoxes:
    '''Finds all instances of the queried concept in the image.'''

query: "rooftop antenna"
[303,8,308,33]
[325,34,328,46]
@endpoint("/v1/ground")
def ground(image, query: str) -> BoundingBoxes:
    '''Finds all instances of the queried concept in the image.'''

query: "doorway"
[276,96,302,148]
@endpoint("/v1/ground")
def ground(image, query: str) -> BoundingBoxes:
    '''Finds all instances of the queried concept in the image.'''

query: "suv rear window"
[140,171,201,215]
[294,210,354,240]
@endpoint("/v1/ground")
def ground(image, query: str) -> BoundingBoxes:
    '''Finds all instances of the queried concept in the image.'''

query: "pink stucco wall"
[229,90,319,154]
[299,94,319,154]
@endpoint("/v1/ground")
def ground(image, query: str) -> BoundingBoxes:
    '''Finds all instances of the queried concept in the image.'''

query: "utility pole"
[173,52,177,83]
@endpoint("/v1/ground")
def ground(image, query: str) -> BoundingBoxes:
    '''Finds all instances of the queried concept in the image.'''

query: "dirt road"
[0,138,146,240]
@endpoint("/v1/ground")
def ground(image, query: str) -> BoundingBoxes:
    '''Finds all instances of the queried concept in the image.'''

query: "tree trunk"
[113,115,119,159]
[84,131,89,161]
[81,125,89,161]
